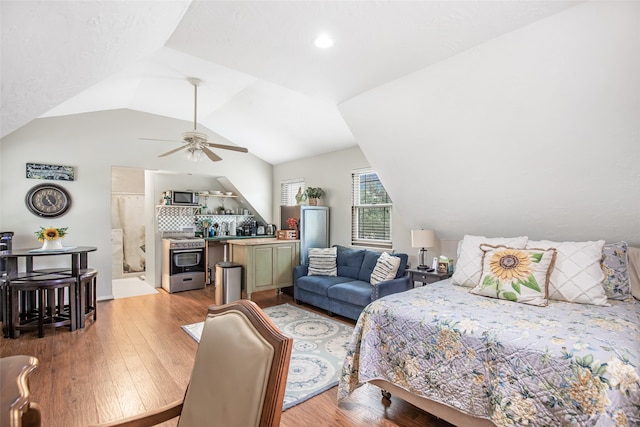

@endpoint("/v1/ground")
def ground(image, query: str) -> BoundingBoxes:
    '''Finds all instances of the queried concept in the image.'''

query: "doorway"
[111,166,157,298]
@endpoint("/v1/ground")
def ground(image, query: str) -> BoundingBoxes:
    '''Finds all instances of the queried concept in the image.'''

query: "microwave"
[169,191,199,205]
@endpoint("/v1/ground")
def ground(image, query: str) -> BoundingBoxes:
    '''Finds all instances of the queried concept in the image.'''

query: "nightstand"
[406,268,452,288]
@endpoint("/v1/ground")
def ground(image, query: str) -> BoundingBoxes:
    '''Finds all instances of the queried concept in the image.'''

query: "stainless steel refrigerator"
[280,205,329,265]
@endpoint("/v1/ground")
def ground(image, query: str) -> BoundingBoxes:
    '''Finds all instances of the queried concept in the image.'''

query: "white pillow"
[370,252,401,285]
[451,235,528,287]
[526,240,607,306]
[308,247,337,276]
[624,246,640,300]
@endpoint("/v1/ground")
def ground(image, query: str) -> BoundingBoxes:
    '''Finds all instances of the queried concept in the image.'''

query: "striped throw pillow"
[370,252,401,285]
[308,248,337,276]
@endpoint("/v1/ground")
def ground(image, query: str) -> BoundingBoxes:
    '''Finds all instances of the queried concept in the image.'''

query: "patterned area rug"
[182,303,354,410]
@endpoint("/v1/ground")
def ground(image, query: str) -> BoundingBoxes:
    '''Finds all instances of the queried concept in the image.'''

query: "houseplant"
[303,187,325,206]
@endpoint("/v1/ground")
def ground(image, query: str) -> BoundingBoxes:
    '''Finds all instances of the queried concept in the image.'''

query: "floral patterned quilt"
[338,280,640,426]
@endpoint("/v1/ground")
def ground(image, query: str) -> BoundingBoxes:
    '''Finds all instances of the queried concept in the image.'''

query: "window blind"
[351,169,392,249]
[280,178,305,206]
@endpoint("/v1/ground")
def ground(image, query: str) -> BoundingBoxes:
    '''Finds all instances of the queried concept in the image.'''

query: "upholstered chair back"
[178,301,292,427]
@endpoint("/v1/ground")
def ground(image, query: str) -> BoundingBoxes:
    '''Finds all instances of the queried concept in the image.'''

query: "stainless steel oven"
[162,238,206,293]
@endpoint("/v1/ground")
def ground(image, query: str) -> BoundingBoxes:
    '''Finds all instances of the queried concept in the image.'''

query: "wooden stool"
[79,269,98,328]
[9,274,77,338]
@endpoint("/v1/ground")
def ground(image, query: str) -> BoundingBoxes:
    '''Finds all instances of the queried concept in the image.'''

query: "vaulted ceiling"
[1,1,578,164]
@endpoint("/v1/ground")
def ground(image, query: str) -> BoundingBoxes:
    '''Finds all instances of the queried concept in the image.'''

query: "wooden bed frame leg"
[381,389,391,401]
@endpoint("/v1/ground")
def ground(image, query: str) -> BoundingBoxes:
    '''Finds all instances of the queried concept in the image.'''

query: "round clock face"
[25,184,72,218]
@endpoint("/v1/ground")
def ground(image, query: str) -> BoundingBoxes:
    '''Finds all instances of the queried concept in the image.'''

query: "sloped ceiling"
[1,0,578,165]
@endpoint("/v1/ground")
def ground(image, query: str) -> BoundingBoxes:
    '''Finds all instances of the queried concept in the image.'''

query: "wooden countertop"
[227,238,300,246]
[203,235,275,242]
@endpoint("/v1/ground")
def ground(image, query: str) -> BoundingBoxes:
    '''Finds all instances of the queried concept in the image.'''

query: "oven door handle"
[171,249,203,254]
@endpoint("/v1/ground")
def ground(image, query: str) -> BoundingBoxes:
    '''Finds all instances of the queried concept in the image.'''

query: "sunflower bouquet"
[35,226,68,242]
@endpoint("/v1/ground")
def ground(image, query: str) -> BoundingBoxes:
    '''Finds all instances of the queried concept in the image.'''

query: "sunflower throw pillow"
[470,245,557,306]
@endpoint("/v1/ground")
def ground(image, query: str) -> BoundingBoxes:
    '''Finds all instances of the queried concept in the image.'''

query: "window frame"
[280,178,305,206]
[351,168,393,250]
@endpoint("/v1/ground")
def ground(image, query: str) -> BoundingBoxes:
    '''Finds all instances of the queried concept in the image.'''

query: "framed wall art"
[26,163,75,181]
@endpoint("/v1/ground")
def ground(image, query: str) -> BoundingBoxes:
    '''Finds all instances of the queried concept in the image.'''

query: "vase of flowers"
[286,217,298,230]
[35,226,68,250]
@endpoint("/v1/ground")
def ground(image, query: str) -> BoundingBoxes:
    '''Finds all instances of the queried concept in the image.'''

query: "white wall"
[0,109,272,298]
[339,1,640,247]
[273,146,435,267]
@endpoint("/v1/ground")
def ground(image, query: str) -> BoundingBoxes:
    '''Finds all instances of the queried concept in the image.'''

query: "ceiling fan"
[140,77,248,162]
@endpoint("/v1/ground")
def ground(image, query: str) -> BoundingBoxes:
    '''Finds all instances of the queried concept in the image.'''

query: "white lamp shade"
[411,229,435,248]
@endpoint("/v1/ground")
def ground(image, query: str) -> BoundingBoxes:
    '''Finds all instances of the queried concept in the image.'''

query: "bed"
[338,238,640,426]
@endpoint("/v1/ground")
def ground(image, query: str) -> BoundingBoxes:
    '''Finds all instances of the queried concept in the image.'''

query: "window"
[280,178,305,206]
[351,169,392,249]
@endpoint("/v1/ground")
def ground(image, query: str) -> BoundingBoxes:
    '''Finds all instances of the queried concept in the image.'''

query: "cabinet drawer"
[409,270,451,285]
[413,273,438,282]
[413,272,436,283]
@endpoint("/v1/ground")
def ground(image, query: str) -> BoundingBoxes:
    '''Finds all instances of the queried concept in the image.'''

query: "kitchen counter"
[227,238,300,246]
[202,235,276,242]
[226,238,300,299]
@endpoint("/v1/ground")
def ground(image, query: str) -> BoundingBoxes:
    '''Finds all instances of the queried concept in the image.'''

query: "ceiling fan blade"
[140,78,248,162]
[205,142,249,153]
[201,146,223,162]
[139,137,184,143]
[158,146,187,157]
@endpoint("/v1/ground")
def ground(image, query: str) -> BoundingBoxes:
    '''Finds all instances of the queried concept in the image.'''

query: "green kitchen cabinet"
[229,239,300,300]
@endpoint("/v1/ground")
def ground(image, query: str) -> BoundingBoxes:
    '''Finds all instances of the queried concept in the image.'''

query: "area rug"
[181,303,354,410]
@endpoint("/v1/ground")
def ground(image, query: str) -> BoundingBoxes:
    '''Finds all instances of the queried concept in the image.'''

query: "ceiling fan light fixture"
[184,147,204,162]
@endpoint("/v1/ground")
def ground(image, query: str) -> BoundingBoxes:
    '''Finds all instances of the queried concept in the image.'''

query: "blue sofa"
[293,245,411,320]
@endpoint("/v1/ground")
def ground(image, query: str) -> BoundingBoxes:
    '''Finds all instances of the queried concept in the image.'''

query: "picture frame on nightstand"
[437,261,449,274]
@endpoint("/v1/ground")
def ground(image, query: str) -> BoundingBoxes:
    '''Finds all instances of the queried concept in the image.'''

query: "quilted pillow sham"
[452,235,528,287]
[308,247,337,276]
[601,241,631,300]
[370,252,401,285]
[470,245,557,306]
[628,246,640,300]
[526,239,607,306]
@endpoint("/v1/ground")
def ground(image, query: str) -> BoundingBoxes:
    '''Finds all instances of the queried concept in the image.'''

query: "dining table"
[0,246,97,338]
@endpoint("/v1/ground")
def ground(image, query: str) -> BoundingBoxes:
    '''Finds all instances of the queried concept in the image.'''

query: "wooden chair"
[91,300,293,427]
[0,355,41,427]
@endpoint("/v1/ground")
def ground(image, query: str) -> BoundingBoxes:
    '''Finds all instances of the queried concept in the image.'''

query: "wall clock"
[25,183,72,218]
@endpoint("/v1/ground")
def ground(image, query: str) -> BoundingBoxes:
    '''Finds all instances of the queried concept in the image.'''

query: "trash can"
[214,262,242,305]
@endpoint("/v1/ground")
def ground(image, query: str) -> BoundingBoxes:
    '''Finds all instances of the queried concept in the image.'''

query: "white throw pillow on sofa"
[308,247,337,276]
[370,252,401,285]
[526,240,607,306]
[452,235,529,287]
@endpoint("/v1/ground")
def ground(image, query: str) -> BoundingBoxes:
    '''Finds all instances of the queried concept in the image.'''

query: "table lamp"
[411,229,435,271]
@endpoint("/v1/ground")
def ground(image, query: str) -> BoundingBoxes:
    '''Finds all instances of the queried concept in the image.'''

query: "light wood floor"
[0,285,452,427]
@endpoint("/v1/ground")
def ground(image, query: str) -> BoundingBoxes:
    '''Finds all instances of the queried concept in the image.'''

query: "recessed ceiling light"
[314,34,334,49]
